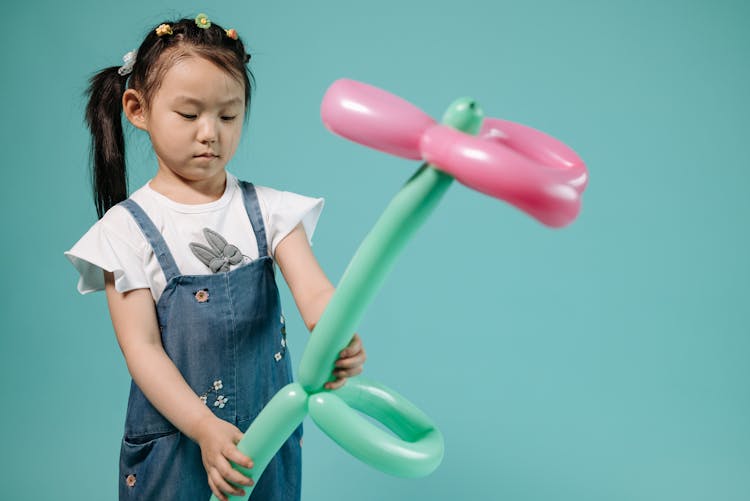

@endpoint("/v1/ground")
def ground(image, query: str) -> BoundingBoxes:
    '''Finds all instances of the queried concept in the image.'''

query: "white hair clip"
[117,49,137,76]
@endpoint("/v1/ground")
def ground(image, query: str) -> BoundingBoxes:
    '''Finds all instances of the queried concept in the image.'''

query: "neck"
[149,168,227,204]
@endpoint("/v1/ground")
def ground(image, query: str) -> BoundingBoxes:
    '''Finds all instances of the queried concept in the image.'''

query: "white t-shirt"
[65,172,324,302]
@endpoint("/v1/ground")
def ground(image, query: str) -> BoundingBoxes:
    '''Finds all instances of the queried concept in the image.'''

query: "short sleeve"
[256,186,324,257]
[64,205,150,295]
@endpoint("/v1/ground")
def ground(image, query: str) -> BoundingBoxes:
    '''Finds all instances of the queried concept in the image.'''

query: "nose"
[197,116,218,143]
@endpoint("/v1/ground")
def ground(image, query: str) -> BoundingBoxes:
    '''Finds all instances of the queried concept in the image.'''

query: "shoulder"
[250,184,325,217]
[64,199,152,295]
[234,182,325,255]
[95,200,150,255]
[252,184,283,215]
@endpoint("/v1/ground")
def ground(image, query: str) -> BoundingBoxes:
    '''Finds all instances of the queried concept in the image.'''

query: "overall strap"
[119,199,182,282]
[239,181,269,258]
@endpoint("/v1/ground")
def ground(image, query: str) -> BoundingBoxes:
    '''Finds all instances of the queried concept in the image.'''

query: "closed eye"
[178,113,237,121]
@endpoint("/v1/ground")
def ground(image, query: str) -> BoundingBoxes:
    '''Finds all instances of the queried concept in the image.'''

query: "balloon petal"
[321,79,435,160]
[480,118,588,192]
[420,124,586,227]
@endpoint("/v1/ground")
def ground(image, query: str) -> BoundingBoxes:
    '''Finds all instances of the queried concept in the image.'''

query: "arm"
[103,271,253,501]
[275,224,366,389]
[103,272,213,442]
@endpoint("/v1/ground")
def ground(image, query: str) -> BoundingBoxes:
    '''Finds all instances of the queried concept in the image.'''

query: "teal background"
[1,0,748,499]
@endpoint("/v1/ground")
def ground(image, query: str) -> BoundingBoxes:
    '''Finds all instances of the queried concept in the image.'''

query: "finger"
[219,454,254,488]
[228,447,254,470]
[225,466,254,488]
[210,470,240,500]
[213,467,247,498]
[335,347,366,370]
[325,377,346,390]
[338,334,362,358]
[208,476,227,501]
[336,340,365,361]
[223,451,254,487]
[334,350,366,369]
[333,366,363,379]
[212,454,248,495]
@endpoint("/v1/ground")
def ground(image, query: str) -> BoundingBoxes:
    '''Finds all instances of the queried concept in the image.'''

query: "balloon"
[227,383,308,488]
[211,79,586,500]
[320,78,436,159]
[308,378,444,478]
[321,78,588,228]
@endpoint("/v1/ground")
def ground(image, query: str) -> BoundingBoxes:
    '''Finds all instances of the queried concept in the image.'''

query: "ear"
[122,89,148,131]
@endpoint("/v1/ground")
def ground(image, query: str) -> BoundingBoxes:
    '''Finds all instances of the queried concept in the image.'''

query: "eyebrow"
[174,95,243,106]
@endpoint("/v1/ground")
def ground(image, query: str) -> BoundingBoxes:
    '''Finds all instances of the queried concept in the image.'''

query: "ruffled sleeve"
[64,205,150,295]
[256,186,325,257]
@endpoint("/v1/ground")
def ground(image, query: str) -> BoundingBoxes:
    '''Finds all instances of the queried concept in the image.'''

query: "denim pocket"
[123,428,179,446]
[120,429,182,499]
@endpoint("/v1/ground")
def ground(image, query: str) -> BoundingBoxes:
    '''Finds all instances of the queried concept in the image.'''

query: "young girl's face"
[144,55,245,185]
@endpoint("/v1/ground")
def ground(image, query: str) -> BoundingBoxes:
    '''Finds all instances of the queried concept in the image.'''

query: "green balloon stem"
[297,165,453,391]
[225,383,308,500]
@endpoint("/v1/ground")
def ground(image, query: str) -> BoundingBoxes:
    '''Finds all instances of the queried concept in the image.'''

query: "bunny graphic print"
[189,228,246,273]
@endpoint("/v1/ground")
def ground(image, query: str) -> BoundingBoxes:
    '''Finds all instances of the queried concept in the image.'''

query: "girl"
[65,14,366,501]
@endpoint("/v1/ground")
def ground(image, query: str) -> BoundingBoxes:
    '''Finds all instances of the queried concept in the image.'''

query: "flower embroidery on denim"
[199,379,224,406]
[126,474,136,487]
[214,395,228,408]
[277,313,288,358]
[194,289,209,303]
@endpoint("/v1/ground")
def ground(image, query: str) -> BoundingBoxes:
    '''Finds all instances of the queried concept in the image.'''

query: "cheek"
[227,124,243,144]
[160,124,191,144]
[150,118,178,138]
[152,129,189,157]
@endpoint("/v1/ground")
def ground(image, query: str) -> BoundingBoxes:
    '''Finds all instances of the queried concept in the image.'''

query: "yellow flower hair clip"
[225,28,238,40]
[195,13,211,29]
[155,23,173,37]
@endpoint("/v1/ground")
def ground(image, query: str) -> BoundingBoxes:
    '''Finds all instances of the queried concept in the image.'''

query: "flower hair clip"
[117,49,137,76]
[195,13,211,29]
[155,23,173,37]
[225,28,238,40]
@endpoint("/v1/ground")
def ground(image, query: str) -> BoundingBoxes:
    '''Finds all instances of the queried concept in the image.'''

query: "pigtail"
[84,66,129,219]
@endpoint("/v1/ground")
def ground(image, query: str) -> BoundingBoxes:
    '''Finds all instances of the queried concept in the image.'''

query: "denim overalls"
[117,181,302,500]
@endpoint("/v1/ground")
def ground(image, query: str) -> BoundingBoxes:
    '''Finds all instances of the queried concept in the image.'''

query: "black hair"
[84,16,255,218]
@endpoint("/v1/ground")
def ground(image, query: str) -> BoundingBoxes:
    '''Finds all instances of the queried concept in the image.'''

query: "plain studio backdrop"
[1,1,748,500]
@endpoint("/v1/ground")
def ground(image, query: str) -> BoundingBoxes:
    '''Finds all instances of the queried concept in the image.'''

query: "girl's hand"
[326,333,367,390]
[195,415,255,501]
